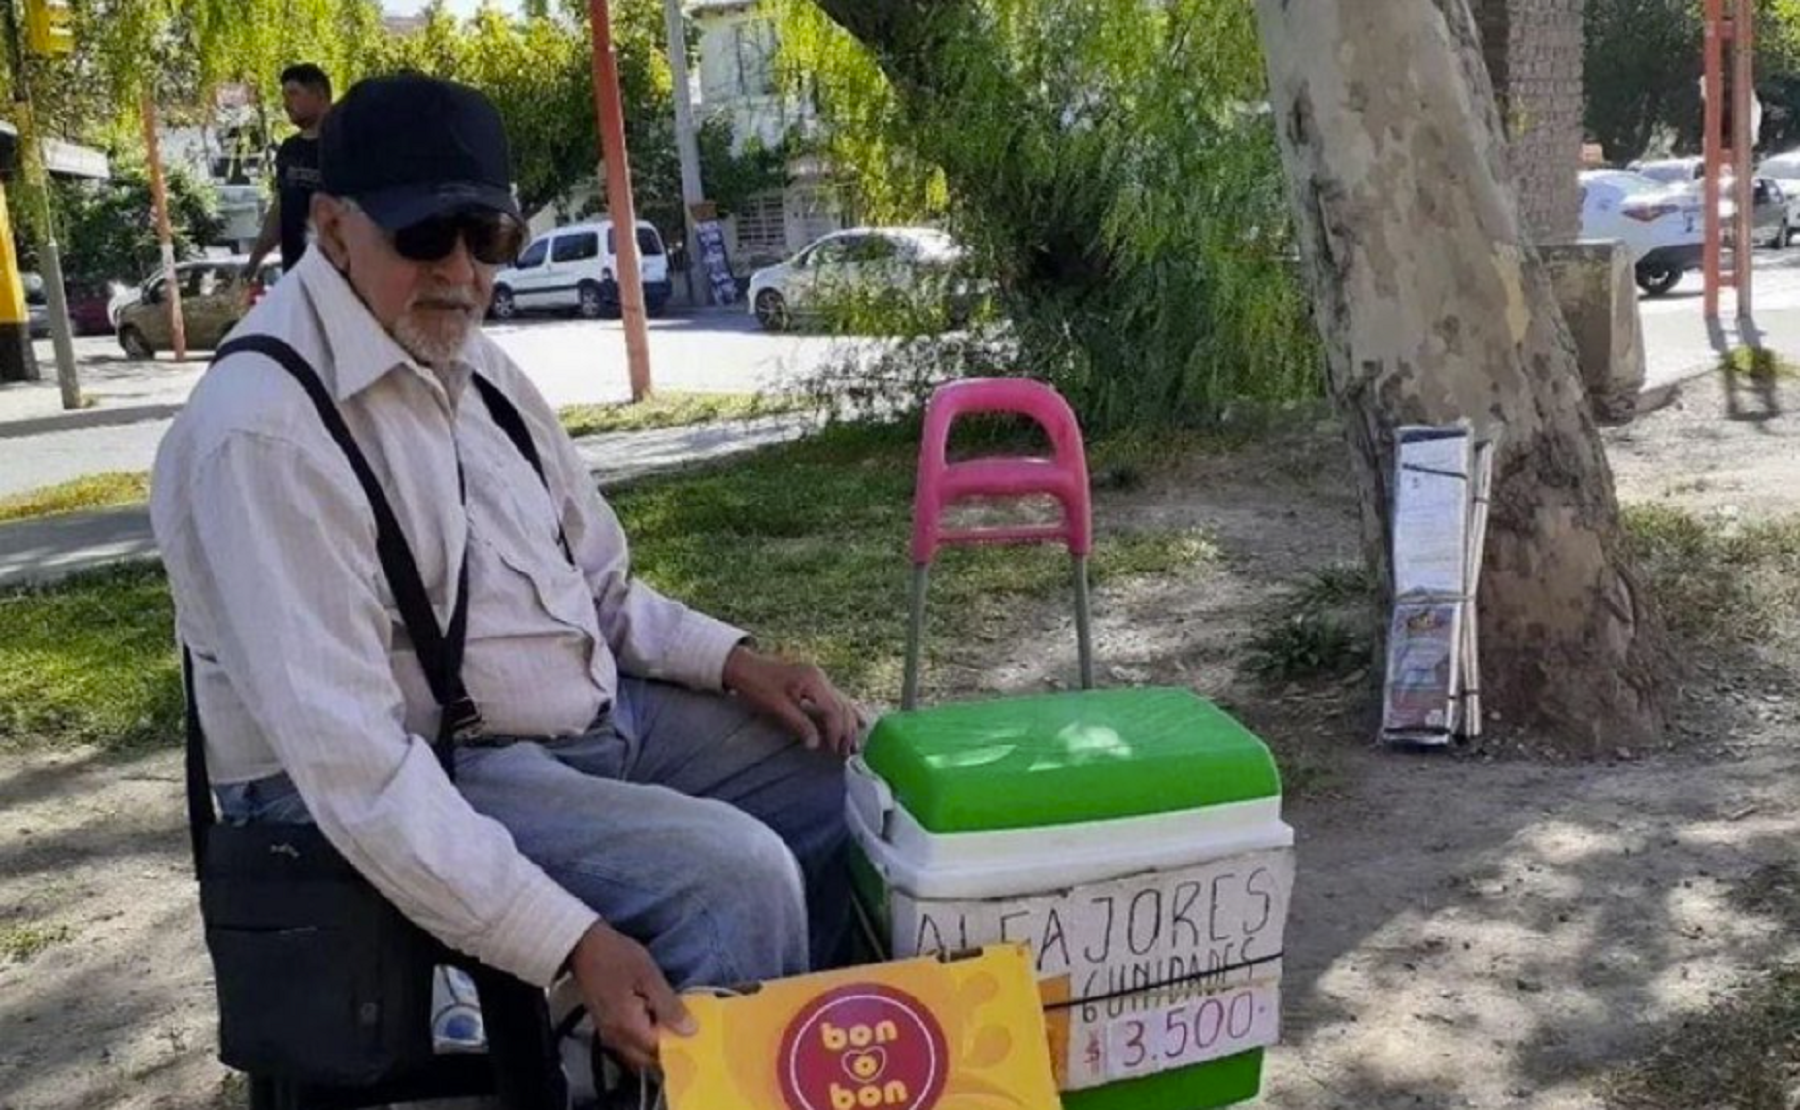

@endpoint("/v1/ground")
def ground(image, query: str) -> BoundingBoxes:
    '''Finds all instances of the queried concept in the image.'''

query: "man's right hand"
[566,920,695,1073]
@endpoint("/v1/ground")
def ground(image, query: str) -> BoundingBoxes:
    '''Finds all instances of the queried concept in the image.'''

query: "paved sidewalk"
[0,414,812,588]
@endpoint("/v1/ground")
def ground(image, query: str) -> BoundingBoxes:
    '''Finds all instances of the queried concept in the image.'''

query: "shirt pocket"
[464,495,597,644]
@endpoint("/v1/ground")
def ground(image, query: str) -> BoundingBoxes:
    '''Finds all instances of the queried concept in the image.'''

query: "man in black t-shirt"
[245,64,333,277]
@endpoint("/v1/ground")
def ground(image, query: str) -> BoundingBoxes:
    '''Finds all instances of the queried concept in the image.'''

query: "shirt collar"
[293,249,479,405]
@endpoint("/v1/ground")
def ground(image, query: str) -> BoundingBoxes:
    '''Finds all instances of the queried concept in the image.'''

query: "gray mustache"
[413,290,478,311]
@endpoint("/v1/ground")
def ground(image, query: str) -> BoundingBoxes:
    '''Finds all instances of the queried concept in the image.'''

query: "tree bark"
[1254,0,1667,750]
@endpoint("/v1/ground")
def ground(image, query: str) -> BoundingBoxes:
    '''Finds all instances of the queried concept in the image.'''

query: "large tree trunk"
[1254,0,1666,751]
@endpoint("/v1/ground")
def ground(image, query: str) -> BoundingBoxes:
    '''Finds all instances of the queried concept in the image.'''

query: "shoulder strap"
[470,373,574,565]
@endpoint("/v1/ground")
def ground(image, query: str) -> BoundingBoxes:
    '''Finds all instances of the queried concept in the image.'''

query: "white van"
[490,219,672,320]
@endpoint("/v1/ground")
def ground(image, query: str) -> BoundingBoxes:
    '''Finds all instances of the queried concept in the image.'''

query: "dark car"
[21,272,47,338]
[65,278,120,336]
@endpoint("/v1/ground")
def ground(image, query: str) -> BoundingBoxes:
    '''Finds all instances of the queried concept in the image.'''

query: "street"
[6,249,1800,501]
[0,310,843,498]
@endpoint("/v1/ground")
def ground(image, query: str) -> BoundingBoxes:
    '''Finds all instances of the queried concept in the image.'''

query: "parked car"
[21,272,47,338]
[115,257,282,359]
[746,226,977,332]
[1580,170,1704,296]
[489,219,671,321]
[1623,156,1788,245]
[1756,149,1800,236]
[1628,156,1704,188]
[1580,169,1785,297]
[65,277,123,336]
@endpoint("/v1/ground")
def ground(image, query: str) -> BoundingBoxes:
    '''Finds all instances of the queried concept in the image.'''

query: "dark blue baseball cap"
[319,73,522,230]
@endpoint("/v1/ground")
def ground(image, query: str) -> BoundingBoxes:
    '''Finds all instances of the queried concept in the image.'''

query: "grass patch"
[0,471,150,523]
[0,395,795,525]
[1720,346,1800,383]
[1623,504,1800,648]
[0,562,183,753]
[1604,962,1800,1109]
[611,423,1212,700]
[0,425,1207,753]
[1244,564,1377,682]
[0,921,73,963]
[557,391,799,438]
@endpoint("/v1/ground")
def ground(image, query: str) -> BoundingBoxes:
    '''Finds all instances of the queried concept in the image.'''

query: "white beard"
[391,308,475,369]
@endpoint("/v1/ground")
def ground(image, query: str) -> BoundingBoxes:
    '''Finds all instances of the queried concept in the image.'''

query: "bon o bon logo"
[778,984,950,1110]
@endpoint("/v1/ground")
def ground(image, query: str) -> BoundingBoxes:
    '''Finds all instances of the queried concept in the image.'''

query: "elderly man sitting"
[152,73,857,1084]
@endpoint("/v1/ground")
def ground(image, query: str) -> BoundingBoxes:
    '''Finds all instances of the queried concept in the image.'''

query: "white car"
[1580,169,1706,297]
[490,219,671,321]
[1757,149,1800,232]
[1627,157,1704,189]
[746,226,972,332]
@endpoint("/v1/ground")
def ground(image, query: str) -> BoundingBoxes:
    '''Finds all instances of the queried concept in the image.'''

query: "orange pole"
[586,0,652,401]
[1703,0,1724,320]
[1733,0,1754,319]
[141,92,187,360]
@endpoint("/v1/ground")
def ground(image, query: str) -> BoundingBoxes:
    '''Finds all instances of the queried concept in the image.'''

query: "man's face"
[282,81,329,129]
[311,195,493,370]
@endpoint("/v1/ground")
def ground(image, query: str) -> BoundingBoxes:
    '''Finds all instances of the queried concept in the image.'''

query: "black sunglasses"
[390,210,527,266]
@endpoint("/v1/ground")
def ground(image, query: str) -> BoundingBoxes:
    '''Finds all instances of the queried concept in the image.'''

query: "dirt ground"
[2,367,1797,1109]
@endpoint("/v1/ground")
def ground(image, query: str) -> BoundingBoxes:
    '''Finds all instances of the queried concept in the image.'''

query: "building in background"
[691,0,845,271]
[157,85,273,254]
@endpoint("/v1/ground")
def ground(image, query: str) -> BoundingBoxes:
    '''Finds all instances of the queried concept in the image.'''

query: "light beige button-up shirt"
[150,250,747,987]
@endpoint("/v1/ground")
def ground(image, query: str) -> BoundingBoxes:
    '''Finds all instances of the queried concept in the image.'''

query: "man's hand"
[723,644,863,755]
[567,920,694,1073]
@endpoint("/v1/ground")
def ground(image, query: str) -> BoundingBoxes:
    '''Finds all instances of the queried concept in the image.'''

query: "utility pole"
[9,0,78,408]
[140,91,186,360]
[662,0,709,307]
[587,0,653,401]
[1702,0,1755,321]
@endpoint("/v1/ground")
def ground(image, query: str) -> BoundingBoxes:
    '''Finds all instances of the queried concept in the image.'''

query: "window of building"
[732,19,777,98]
[734,191,787,256]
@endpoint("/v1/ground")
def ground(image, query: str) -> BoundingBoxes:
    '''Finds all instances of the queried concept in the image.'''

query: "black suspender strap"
[183,335,579,869]
[470,373,574,564]
[212,334,480,753]
[183,647,213,873]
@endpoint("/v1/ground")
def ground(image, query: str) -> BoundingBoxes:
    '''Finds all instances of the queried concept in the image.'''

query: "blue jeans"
[218,677,851,987]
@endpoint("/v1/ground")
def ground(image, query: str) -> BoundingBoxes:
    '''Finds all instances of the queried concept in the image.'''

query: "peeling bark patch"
[1492,245,1531,343]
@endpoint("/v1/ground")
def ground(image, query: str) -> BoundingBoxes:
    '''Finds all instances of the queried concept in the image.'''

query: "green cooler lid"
[862,687,1281,834]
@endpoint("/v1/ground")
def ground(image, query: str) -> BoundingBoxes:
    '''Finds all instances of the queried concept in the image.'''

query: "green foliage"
[0,471,152,523]
[372,2,601,217]
[1245,566,1377,682]
[36,160,221,279]
[0,921,73,963]
[0,432,1204,754]
[0,562,183,753]
[775,0,1320,434]
[557,391,800,437]
[1623,504,1800,647]
[1586,0,1800,163]
[368,1,782,243]
[697,115,790,216]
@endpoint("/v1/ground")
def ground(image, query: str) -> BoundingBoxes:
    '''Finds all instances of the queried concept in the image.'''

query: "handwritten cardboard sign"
[660,944,1063,1110]
[891,847,1294,1089]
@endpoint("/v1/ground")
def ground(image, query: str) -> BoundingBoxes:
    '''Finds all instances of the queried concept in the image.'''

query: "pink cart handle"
[910,378,1092,565]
